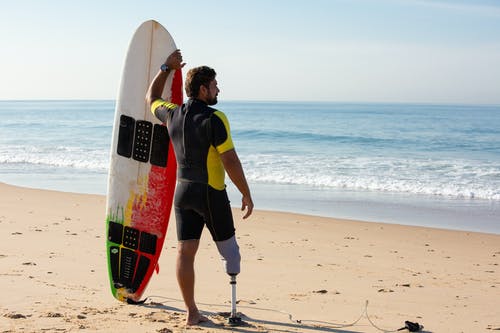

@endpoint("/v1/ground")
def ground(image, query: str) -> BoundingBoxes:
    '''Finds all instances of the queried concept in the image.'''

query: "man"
[146,50,254,326]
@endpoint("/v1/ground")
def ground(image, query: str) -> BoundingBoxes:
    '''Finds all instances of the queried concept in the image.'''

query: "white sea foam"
[0,145,109,171]
[242,154,500,200]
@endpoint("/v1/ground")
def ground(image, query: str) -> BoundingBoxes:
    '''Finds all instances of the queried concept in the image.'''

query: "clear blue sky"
[1,0,499,104]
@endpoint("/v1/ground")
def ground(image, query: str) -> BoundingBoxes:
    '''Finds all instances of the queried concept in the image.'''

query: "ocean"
[1,100,499,234]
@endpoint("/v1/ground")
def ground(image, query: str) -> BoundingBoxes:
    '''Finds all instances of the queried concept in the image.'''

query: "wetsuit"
[151,98,235,242]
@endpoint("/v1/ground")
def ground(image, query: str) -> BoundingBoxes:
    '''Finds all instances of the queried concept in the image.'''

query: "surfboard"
[105,20,182,303]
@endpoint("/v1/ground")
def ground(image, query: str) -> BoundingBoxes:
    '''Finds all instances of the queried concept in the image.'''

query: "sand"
[0,182,499,332]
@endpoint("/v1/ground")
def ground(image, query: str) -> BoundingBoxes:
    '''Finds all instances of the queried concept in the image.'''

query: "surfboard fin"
[126,297,148,305]
[155,263,160,274]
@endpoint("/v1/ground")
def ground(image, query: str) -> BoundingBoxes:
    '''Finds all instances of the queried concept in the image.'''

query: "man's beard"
[207,96,218,106]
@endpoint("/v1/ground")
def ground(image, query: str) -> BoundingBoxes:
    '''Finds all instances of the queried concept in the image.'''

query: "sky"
[1,0,499,104]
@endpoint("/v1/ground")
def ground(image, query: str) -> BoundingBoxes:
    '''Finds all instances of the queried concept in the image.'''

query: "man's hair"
[185,66,216,98]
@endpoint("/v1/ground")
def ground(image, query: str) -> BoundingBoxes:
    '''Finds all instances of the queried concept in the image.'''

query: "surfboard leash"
[144,296,423,332]
[283,300,422,332]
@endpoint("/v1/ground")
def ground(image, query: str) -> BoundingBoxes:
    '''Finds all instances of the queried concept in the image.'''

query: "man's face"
[205,79,220,105]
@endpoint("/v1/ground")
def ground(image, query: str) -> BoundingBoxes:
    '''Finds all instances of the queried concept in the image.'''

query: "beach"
[2,1,500,331]
[1,182,499,332]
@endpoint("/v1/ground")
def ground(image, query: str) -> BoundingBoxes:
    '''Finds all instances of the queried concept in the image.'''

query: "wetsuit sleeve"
[211,111,234,154]
[151,99,178,123]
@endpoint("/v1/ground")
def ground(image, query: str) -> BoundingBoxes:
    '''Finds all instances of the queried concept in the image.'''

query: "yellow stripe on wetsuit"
[207,110,234,190]
[151,100,177,123]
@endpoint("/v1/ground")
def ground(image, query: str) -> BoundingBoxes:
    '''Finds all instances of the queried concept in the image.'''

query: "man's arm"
[220,149,254,219]
[146,49,185,108]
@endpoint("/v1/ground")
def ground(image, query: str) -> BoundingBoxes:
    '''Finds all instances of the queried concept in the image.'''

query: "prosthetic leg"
[228,274,242,325]
[216,236,243,326]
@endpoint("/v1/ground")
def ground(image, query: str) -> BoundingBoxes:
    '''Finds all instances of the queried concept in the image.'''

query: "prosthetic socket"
[215,235,241,275]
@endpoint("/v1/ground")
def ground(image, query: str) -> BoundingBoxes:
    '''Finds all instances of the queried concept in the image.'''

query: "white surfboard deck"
[105,20,182,302]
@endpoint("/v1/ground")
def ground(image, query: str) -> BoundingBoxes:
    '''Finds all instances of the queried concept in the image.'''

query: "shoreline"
[227,182,500,235]
[4,180,496,236]
[1,181,499,332]
[2,177,499,235]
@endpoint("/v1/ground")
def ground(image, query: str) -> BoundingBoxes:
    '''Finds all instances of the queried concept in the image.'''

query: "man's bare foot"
[186,311,209,326]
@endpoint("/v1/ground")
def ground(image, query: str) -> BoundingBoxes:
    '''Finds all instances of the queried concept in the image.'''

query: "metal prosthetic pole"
[228,274,242,325]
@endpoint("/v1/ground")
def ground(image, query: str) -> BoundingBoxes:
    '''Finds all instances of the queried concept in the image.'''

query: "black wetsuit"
[151,98,235,241]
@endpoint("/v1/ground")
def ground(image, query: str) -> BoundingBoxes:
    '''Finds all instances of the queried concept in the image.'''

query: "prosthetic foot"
[228,274,243,326]
[215,236,243,325]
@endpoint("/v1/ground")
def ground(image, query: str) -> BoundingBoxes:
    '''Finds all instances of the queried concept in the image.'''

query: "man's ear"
[198,85,208,98]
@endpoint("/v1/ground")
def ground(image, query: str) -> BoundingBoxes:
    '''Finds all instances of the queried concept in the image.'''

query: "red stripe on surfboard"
[171,69,183,105]
[130,68,182,234]
[126,69,182,301]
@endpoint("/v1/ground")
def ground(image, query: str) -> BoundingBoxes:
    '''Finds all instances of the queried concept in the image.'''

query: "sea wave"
[234,129,411,146]
[1,100,499,203]
[241,154,500,200]
[0,146,109,171]
[2,145,498,200]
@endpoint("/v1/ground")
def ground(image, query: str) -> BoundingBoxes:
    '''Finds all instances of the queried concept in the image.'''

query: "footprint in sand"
[237,299,257,305]
[145,311,168,323]
[157,328,173,333]
[313,289,328,294]
[290,293,307,300]
[313,289,340,295]
[378,288,394,293]
[4,312,27,319]
[22,262,37,266]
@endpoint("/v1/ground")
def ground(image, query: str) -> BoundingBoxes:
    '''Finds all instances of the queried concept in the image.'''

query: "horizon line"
[0,98,499,107]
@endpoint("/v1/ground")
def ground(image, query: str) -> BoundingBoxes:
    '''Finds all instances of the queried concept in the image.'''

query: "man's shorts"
[174,181,235,242]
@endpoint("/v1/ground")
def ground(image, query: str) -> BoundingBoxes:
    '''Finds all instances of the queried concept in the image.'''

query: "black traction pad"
[107,222,157,256]
[119,248,137,286]
[139,231,157,255]
[132,120,153,162]
[108,221,124,244]
[131,255,150,292]
[150,124,170,167]
[108,223,159,291]
[117,115,170,167]
[117,115,135,158]
[108,244,155,292]
[109,246,120,282]
[123,226,140,250]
